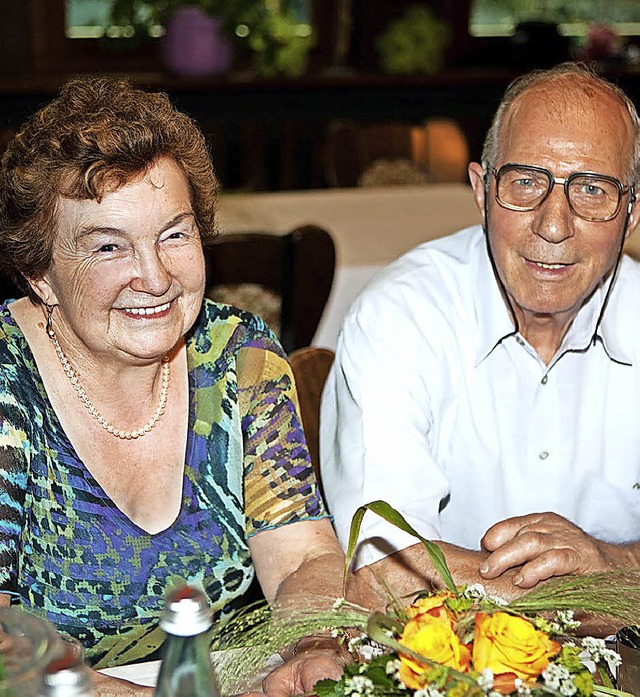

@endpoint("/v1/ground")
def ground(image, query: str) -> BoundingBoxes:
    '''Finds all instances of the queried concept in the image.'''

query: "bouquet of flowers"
[213,502,640,697]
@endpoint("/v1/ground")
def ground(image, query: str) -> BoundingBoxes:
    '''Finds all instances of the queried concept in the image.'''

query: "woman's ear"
[27,274,58,307]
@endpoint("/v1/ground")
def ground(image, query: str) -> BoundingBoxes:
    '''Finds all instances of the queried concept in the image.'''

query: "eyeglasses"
[490,163,634,222]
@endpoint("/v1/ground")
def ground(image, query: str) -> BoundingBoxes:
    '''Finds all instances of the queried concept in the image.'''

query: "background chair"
[288,346,335,494]
[205,225,336,354]
[324,117,469,188]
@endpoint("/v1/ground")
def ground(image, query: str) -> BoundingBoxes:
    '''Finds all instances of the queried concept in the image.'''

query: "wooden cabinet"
[1,67,639,191]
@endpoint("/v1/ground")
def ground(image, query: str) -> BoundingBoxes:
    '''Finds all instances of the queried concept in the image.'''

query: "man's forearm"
[600,539,640,569]
[355,541,527,609]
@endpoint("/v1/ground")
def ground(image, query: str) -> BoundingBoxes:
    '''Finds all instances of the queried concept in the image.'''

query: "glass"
[616,626,640,692]
[491,163,631,222]
[0,607,64,697]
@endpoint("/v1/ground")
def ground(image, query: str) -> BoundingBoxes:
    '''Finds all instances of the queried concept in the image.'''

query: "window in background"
[66,1,112,37]
[65,0,311,39]
[470,0,640,37]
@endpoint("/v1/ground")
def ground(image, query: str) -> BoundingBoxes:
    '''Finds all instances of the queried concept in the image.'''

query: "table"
[218,185,640,351]
[100,651,282,689]
[218,185,482,350]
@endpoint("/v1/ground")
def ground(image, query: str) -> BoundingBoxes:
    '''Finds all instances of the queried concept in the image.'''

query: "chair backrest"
[415,118,470,183]
[288,346,335,493]
[205,225,336,354]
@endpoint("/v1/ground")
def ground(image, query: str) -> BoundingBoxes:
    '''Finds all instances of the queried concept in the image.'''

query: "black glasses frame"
[489,163,634,222]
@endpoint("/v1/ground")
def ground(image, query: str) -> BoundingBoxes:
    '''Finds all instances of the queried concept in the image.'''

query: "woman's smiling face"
[33,157,206,365]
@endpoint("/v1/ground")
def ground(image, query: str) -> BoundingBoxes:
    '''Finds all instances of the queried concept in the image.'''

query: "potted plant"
[108,0,315,78]
[375,5,450,75]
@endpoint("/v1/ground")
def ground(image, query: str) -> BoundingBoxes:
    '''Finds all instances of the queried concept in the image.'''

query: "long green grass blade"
[344,501,456,592]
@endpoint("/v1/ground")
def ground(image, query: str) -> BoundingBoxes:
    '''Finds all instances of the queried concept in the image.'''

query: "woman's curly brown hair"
[0,76,220,300]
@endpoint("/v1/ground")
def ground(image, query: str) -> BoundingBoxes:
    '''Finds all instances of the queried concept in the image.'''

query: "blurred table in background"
[219,184,640,350]
[218,184,481,350]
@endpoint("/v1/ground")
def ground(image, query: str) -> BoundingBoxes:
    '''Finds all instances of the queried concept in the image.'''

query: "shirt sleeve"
[238,339,327,536]
[320,285,451,569]
[0,397,28,592]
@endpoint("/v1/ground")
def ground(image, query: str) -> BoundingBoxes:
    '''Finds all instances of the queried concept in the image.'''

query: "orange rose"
[406,592,455,623]
[473,612,561,688]
[398,613,471,689]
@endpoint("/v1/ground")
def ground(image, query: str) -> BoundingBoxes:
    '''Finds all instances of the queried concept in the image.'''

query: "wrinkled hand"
[240,646,347,697]
[92,669,154,696]
[478,512,610,588]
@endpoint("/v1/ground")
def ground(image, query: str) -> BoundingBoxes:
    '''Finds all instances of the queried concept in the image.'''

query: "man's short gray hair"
[482,62,640,186]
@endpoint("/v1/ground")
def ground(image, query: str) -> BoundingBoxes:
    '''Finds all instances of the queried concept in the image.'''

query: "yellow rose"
[398,613,471,689]
[406,592,455,622]
[473,612,561,687]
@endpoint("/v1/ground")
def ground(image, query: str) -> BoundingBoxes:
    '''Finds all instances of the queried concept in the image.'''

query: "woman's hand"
[92,669,154,696]
[239,641,347,697]
[263,644,346,697]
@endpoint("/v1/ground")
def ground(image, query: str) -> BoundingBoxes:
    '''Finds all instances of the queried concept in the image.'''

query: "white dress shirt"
[320,225,640,568]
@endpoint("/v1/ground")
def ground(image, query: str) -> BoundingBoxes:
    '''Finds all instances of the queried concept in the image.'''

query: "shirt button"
[541,375,548,385]
[539,451,549,460]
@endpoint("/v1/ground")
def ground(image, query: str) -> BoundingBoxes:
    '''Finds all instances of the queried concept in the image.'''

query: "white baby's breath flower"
[359,643,385,662]
[463,583,487,599]
[603,648,622,672]
[559,680,577,696]
[579,636,622,674]
[556,610,581,630]
[542,663,567,689]
[332,597,345,610]
[543,663,573,692]
[385,658,400,675]
[344,675,375,696]
[414,688,445,697]
[487,595,508,606]
[580,637,607,661]
[348,636,363,651]
[477,668,494,691]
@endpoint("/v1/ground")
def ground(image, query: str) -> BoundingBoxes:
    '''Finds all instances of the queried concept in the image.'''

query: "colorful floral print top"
[0,299,326,668]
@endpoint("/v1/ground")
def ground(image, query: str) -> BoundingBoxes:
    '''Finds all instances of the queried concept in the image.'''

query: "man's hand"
[479,512,614,588]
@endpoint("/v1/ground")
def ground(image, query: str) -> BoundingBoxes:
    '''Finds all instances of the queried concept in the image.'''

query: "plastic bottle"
[154,585,221,697]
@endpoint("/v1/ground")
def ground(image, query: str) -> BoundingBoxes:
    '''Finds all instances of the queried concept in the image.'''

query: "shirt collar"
[472,231,632,366]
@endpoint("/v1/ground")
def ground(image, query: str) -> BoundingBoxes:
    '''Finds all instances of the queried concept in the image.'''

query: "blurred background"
[2,0,640,192]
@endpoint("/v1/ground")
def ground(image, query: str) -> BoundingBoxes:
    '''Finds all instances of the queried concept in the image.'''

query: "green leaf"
[314,678,340,697]
[344,500,457,593]
[593,688,636,697]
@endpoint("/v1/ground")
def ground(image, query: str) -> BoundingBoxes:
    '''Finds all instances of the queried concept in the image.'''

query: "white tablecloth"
[100,651,282,689]
[218,185,640,350]
[218,185,481,350]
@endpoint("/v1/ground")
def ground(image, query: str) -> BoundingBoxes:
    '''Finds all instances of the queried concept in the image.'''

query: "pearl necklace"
[46,324,170,441]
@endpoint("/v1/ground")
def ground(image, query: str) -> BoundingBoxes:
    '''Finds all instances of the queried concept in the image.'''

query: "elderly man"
[320,63,640,603]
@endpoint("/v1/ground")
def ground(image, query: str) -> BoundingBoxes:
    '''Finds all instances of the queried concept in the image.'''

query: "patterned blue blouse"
[0,299,327,668]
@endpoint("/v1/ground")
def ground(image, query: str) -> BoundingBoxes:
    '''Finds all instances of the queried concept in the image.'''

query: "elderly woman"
[0,77,351,695]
